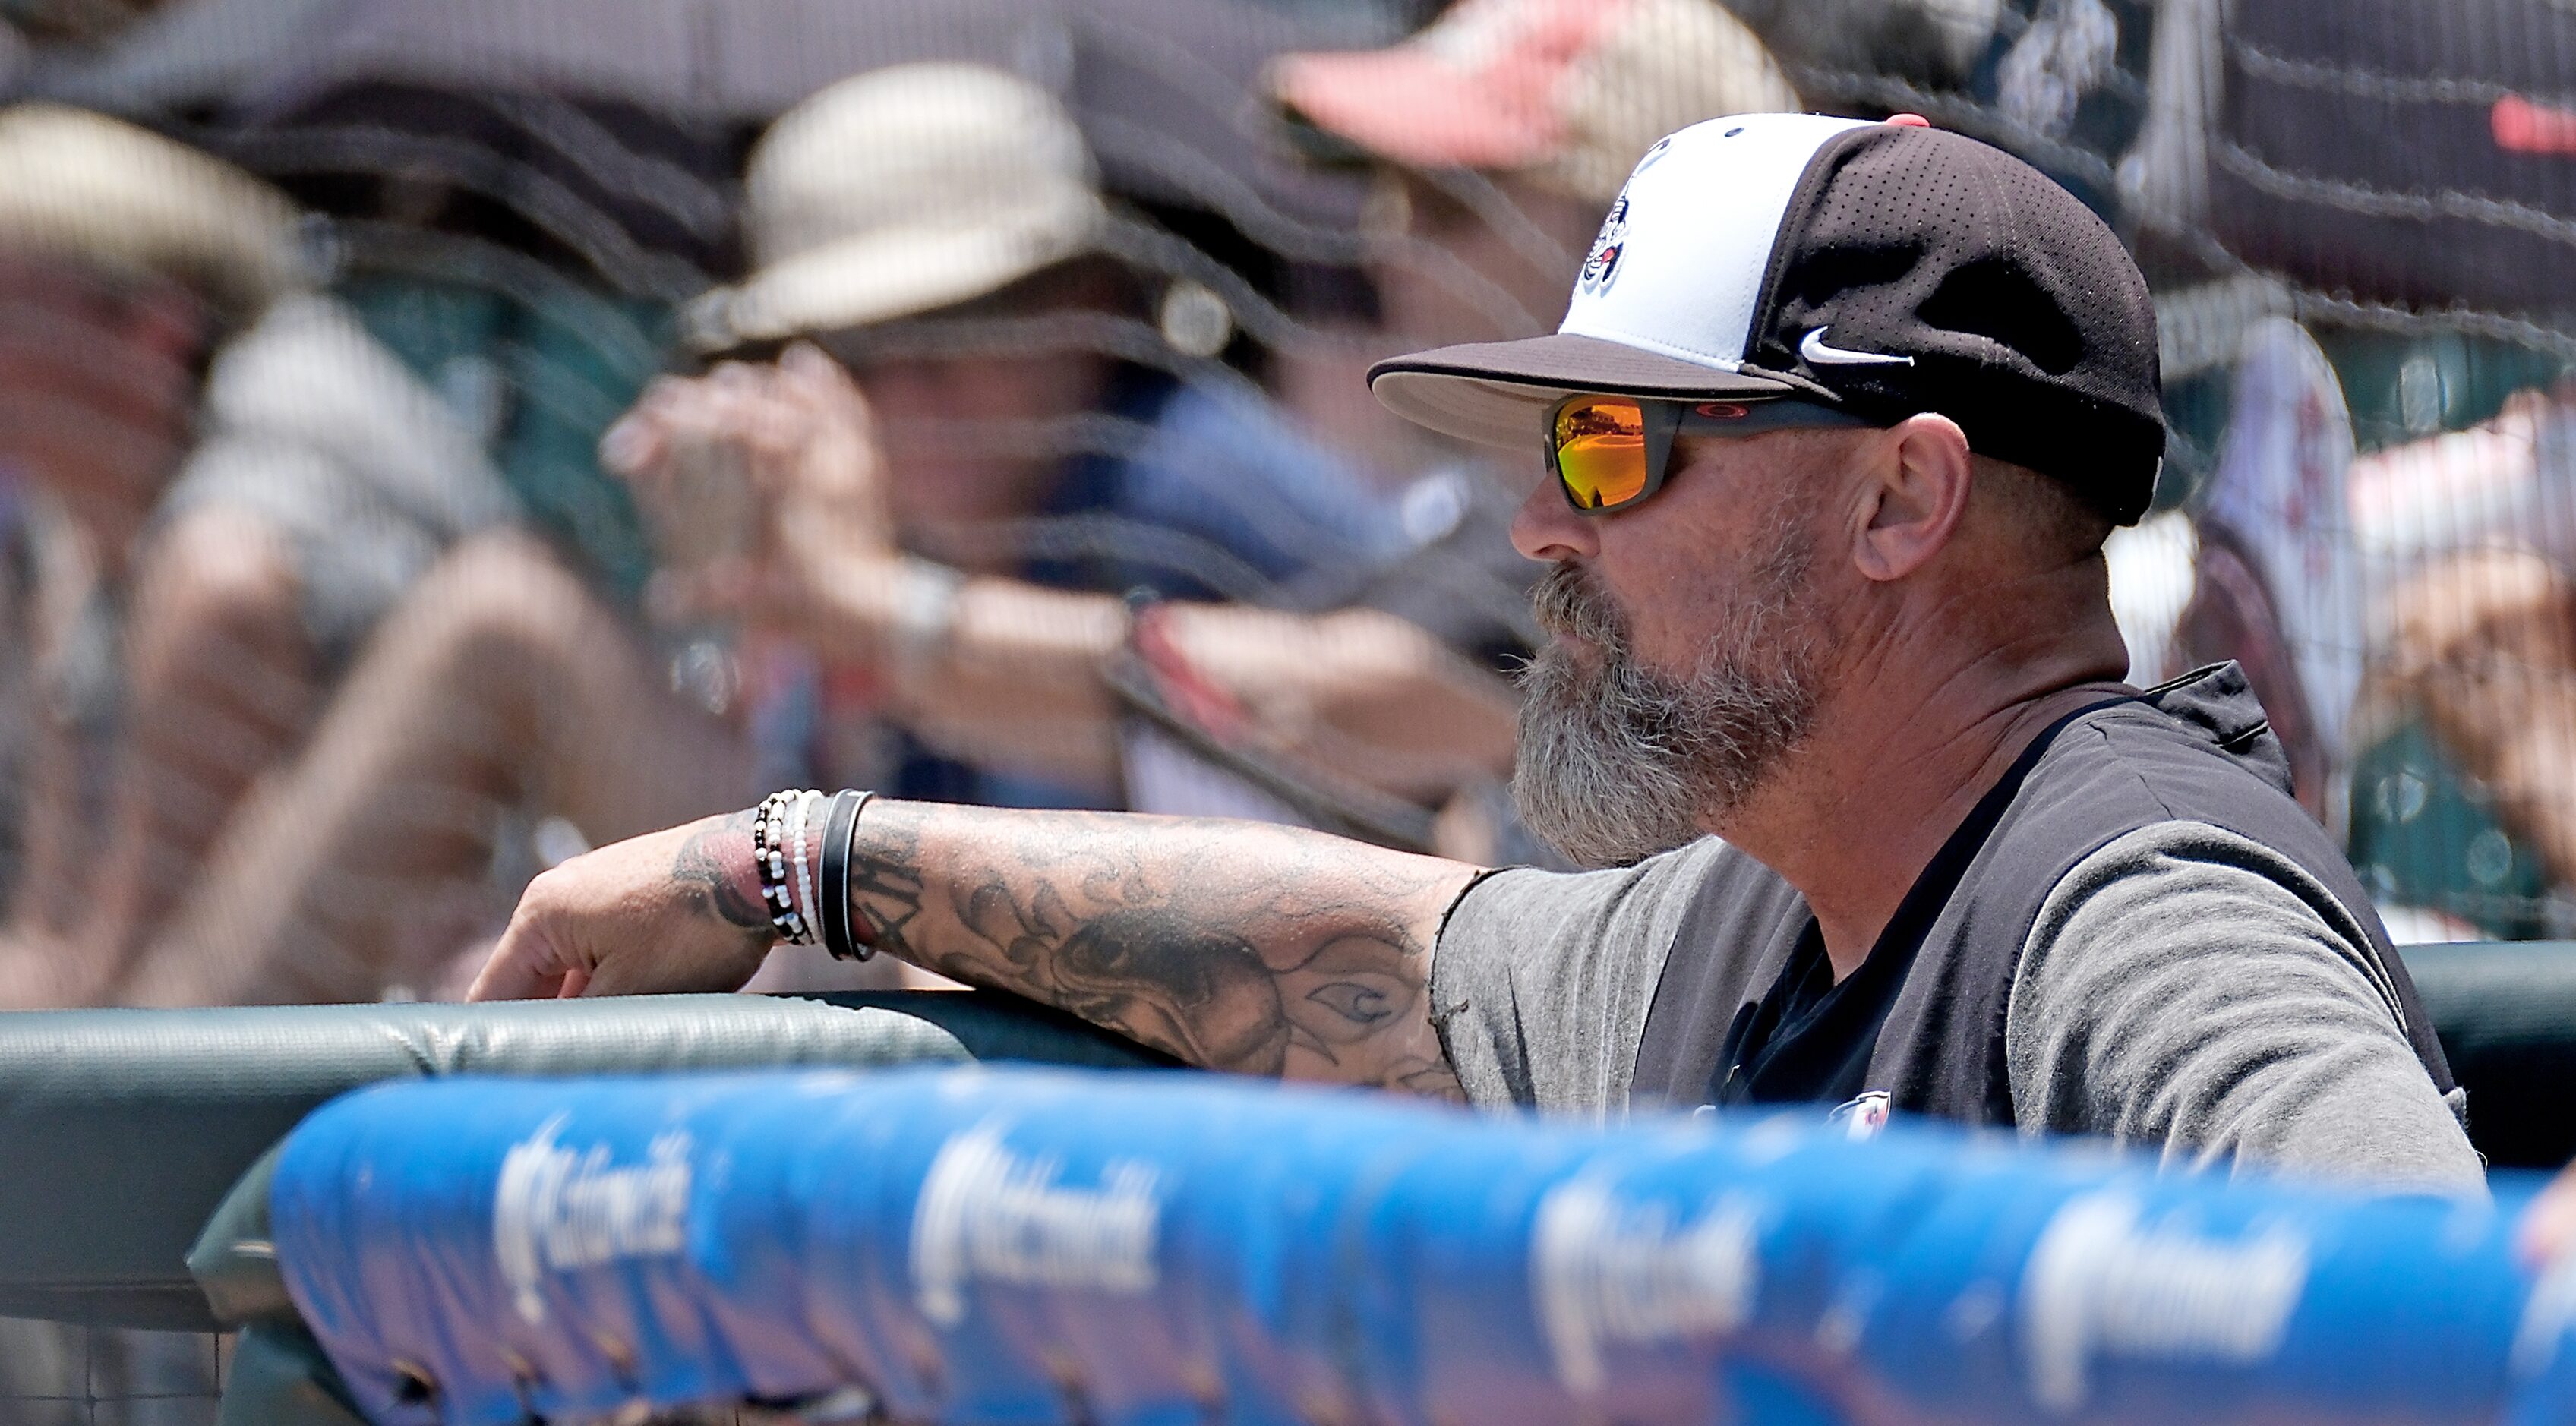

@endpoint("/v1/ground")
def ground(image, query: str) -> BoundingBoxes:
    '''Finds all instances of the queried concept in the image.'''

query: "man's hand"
[468,810,775,1000]
[2386,548,2576,689]
[602,343,903,657]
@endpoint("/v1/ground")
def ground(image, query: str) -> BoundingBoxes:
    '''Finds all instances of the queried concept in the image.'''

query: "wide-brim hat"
[685,62,1109,353]
[687,191,1104,352]
[0,103,305,334]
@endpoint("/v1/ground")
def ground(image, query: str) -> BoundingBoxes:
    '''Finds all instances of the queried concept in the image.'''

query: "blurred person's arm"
[794,565,1518,800]
[469,799,1479,1098]
[610,346,1517,801]
[2385,548,2576,886]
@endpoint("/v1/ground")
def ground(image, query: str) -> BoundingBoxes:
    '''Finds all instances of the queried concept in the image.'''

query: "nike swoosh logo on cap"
[1801,328,1915,367]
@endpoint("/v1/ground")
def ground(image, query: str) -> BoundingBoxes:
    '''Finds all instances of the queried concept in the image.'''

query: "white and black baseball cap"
[1368,112,2166,524]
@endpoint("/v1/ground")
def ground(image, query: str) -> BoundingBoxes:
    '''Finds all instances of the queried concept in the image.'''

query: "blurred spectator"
[0,104,512,1005]
[2355,383,2576,937]
[2179,319,2364,828]
[1273,0,1800,351]
[113,0,1813,1003]
[2379,544,2576,911]
[2113,322,2576,940]
[112,63,1519,1005]
[665,63,1457,806]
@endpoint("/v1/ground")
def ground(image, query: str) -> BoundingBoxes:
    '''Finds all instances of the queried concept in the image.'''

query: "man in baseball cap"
[472,115,2479,1190]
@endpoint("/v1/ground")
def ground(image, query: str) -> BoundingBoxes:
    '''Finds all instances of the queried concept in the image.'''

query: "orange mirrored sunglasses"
[1545,393,1869,515]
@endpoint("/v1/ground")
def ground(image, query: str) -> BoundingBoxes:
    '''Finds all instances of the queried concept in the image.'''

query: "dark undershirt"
[1711,699,2110,1108]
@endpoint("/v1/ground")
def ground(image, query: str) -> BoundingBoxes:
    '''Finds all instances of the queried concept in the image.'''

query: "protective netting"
[0,0,2573,1411]
[3,0,2570,992]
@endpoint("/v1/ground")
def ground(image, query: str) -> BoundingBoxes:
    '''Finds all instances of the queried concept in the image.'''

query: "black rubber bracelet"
[819,789,872,961]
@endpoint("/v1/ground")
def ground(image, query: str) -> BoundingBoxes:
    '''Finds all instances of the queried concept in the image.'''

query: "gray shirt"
[1430,820,2483,1191]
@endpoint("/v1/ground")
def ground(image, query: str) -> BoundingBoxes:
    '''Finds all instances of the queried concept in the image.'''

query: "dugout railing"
[0,945,2569,1423]
[0,991,1174,1424]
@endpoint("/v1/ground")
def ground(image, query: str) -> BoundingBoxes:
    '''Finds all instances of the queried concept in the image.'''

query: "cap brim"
[1368,333,1796,446]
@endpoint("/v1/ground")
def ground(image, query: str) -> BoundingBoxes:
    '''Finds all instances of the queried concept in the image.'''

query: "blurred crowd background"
[0,0,2573,1412]
[2,0,2574,992]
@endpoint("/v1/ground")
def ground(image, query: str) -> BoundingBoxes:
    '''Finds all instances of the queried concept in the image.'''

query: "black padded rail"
[2399,942,2576,1169]
[0,991,1171,1331]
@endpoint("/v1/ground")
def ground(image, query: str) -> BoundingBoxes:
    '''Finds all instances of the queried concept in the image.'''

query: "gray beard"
[1511,542,1825,867]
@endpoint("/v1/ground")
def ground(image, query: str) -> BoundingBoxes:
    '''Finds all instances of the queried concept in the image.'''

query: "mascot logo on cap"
[1580,194,1629,295]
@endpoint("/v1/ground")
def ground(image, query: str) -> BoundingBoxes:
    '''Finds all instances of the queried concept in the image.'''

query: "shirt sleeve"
[1428,838,1740,1118]
[2005,820,2486,1192]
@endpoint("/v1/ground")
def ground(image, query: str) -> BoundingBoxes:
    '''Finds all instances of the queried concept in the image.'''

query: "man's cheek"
[1620,596,1704,678]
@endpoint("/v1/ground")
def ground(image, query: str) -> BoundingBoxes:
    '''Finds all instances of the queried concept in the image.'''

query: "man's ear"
[1849,414,1974,584]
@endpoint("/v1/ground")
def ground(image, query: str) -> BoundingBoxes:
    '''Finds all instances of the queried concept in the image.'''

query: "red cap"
[1268,0,1803,204]
[1886,112,1933,128]
[1271,0,1621,174]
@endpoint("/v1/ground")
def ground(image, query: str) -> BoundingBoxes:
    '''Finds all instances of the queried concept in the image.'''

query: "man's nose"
[1510,464,1602,564]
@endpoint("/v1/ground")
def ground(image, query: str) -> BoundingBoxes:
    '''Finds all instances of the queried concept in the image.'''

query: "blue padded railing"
[268,1065,2573,1426]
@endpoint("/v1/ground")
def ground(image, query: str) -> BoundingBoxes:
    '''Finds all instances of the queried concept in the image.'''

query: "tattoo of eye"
[671,809,768,931]
[1305,981,1394,1026]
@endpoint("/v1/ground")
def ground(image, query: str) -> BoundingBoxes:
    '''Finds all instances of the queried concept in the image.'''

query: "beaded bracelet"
[752,788,818,945]
[752,790,791,942]
[788,789,822,948]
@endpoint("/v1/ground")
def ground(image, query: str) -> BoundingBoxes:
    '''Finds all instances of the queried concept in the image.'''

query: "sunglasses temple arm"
[1642,400,1683,500]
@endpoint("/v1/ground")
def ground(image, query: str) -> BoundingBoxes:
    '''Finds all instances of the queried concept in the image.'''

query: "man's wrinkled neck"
[1706,583,2131,982]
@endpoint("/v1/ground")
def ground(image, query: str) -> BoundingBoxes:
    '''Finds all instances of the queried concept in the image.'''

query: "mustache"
[1528,562,1627,650]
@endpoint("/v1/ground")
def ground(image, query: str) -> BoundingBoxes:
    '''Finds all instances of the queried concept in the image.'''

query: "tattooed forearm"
[671,809,769,931]
[847,812,926,955]
[844,800,1479,1098]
